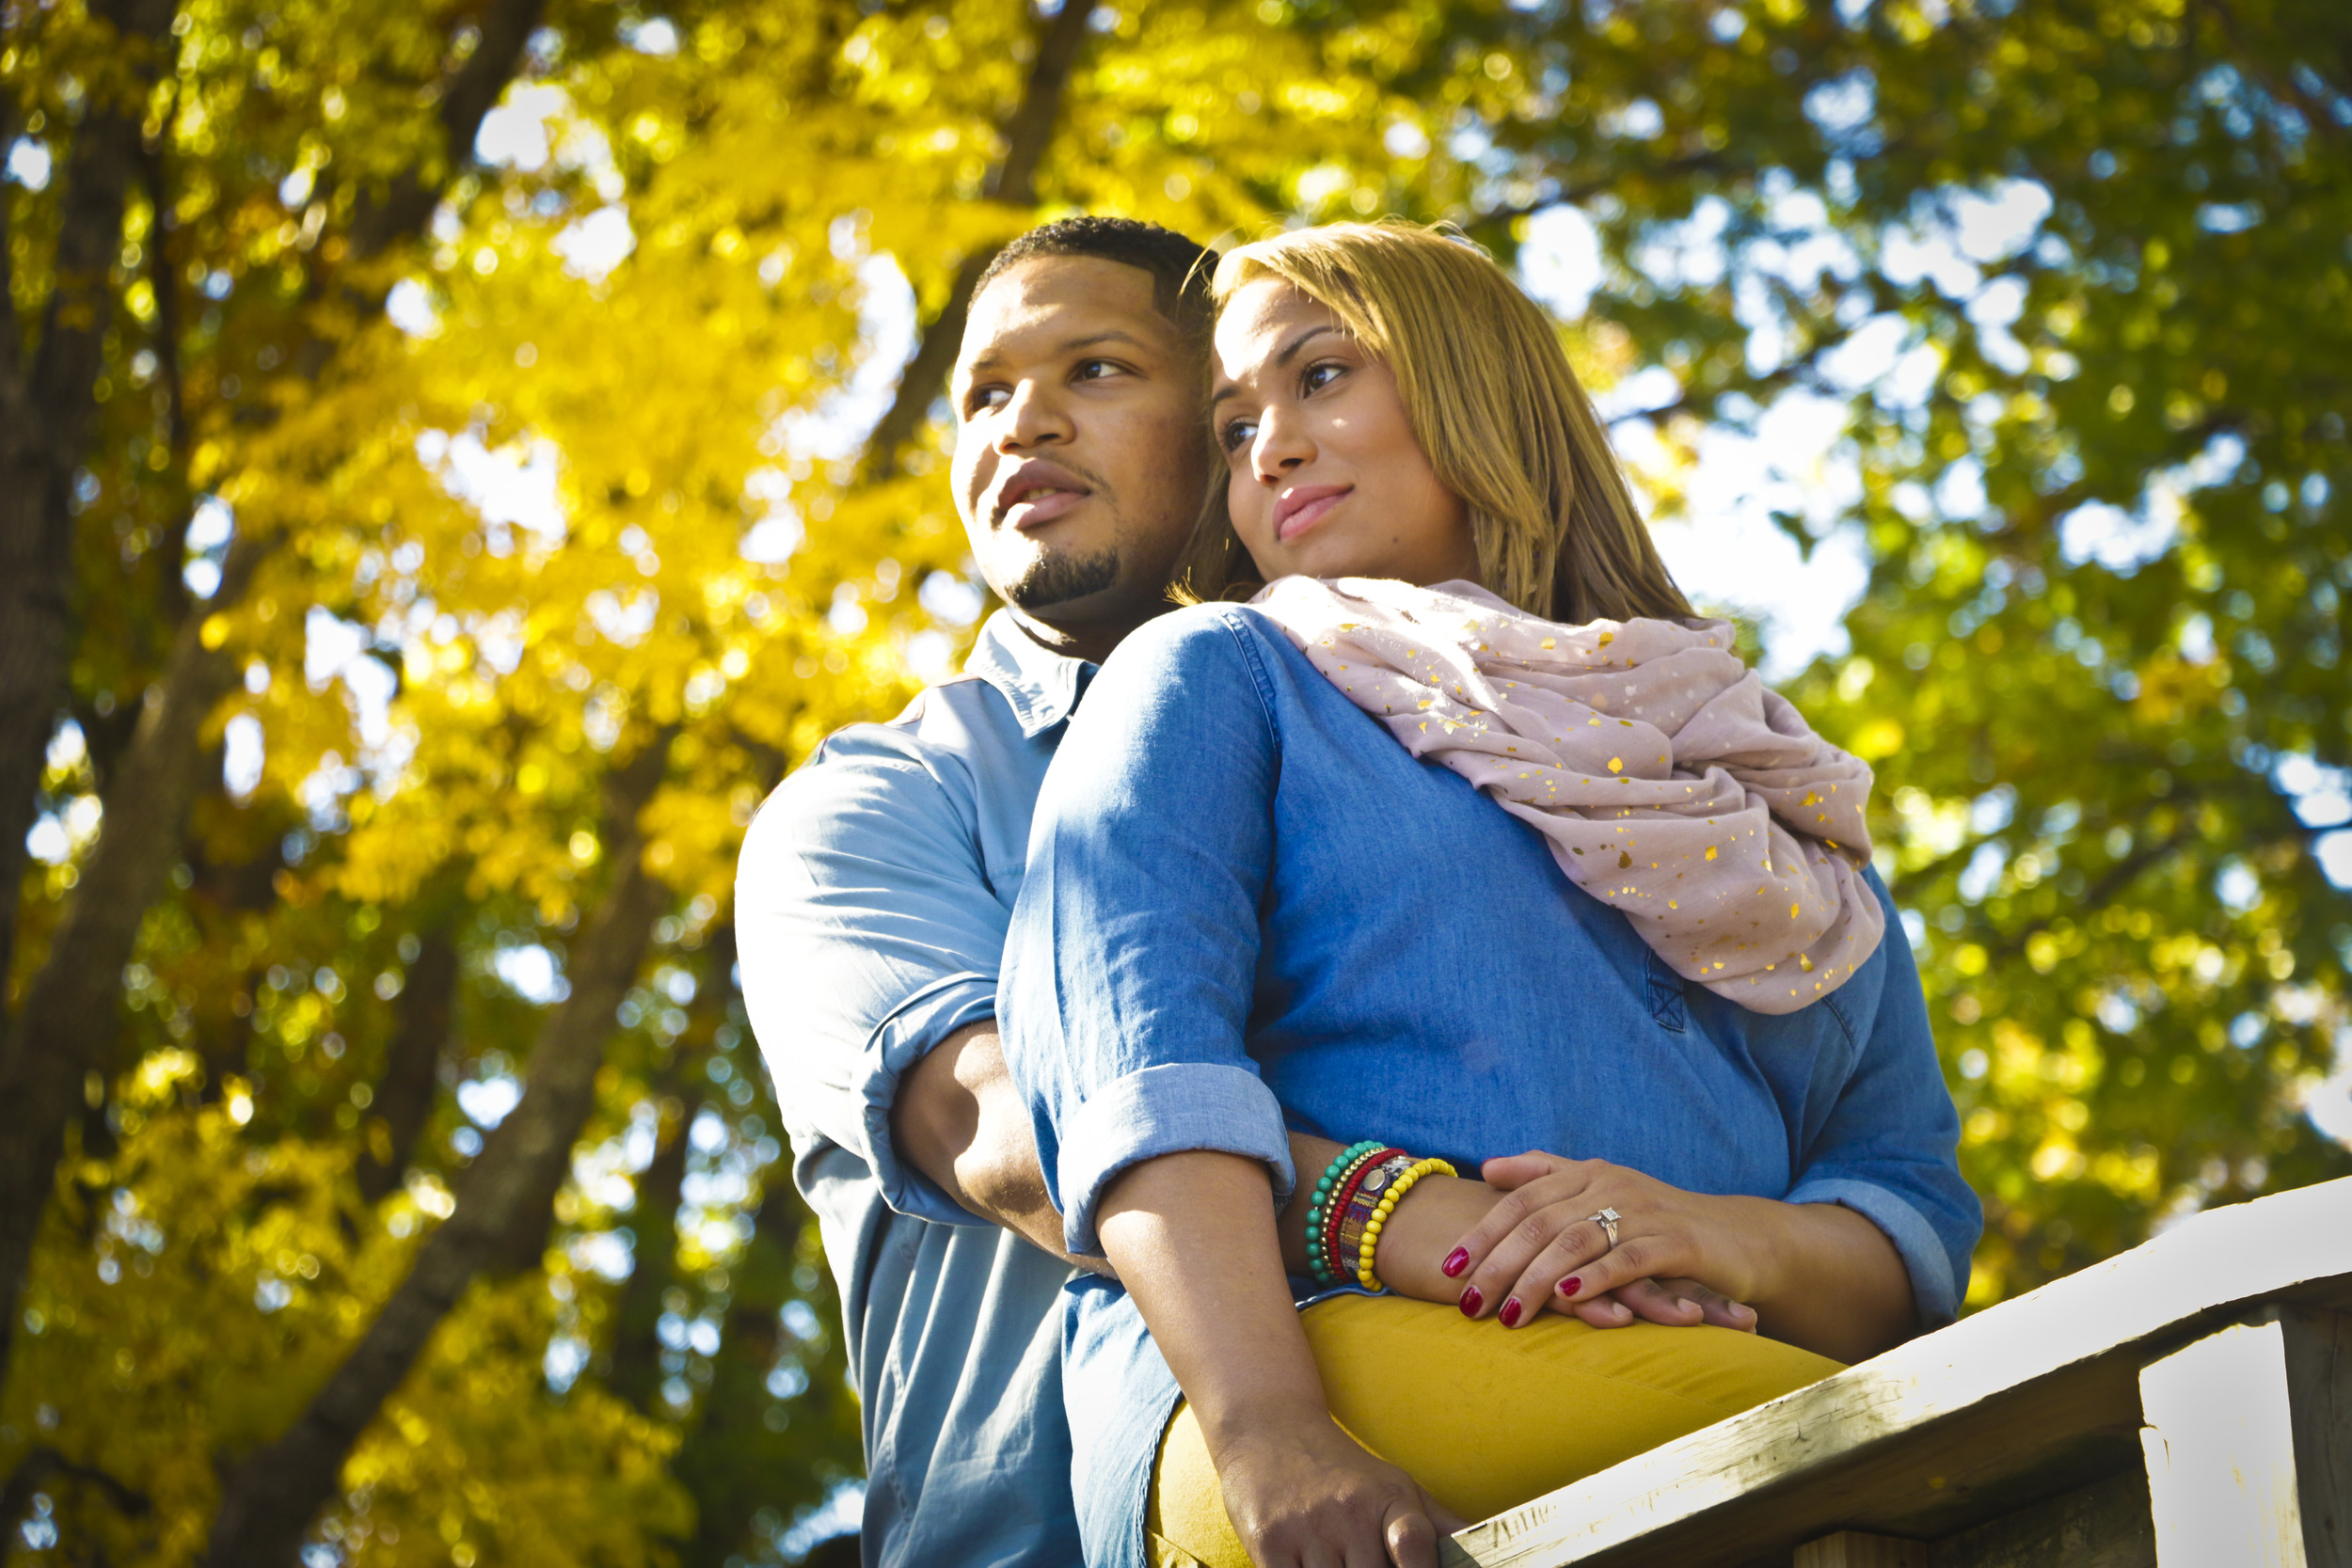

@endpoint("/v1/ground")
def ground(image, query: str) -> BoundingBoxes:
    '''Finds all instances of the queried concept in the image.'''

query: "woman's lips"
[1275,484,1350,543]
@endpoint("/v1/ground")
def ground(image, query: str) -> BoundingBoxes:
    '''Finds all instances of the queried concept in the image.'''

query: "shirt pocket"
[1645,947,1688,1034]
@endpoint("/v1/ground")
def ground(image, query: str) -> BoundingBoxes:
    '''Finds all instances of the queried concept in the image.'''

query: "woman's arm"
[1099,1150,1460,1568]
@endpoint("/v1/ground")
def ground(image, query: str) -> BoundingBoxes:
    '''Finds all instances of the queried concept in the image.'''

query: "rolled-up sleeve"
[1001,610,1295,1257]
[1786,872,1981,1328]
[738,730,1003,1227]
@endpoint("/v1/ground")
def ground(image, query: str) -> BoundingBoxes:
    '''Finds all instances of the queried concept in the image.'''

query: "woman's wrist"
[1368,1173,1493,1301]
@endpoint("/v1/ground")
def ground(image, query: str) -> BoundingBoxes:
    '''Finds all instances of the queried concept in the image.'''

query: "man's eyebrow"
[1211,325,1341,406]
[961,327,1156,382]
[1061,329,1154,355]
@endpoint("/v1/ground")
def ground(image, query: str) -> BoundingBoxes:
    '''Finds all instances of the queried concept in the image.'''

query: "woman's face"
[1211,276,1478,587]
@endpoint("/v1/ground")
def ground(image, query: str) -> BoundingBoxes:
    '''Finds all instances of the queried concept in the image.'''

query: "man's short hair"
[976,216,1217,343]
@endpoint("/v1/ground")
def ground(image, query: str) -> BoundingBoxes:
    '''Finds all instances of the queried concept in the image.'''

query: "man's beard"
[1003,545,1121,610]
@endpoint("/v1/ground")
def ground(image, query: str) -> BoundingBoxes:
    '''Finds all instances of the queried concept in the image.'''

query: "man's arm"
[892,1022,1074,1261]
[892,1021,1350,1274]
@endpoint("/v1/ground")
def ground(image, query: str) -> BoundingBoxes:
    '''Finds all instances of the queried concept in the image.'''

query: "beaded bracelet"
[1333,1153,1415,1283]
[1322,1148,1405,1281]
[1355,1156,1457,1291]
[1303,1142,1385,1284]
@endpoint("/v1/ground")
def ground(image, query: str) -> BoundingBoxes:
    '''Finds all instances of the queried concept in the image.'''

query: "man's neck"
[1003,601,1168,668]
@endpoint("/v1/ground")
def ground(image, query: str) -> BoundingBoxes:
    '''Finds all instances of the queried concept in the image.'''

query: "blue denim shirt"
[738,611,1092,1568]
[1000,603,1979,1568]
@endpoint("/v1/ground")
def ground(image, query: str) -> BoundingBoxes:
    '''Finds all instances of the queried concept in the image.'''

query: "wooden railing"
[1442,1175,2352,1568]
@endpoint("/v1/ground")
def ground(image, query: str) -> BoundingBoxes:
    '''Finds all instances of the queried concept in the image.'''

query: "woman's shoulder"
[1101,600,1281,681]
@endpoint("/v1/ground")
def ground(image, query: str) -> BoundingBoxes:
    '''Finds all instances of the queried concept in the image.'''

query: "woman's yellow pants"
[1146,1295,1842,1568]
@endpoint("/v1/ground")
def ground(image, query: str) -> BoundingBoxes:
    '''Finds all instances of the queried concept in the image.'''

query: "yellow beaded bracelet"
[1355,1156,1456,1290]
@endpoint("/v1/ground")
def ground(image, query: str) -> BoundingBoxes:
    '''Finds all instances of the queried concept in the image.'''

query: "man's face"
[950,256,1208,627]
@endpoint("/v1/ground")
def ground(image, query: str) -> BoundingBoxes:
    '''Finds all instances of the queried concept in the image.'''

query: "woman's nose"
[1250,409,1312,483]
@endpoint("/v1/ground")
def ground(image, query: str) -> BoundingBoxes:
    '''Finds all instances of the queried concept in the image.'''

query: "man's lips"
[994,461,1093,531]
[1274,483,1351,543]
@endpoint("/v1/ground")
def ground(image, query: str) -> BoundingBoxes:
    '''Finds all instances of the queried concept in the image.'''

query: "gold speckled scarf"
[1251,576,1883,1015]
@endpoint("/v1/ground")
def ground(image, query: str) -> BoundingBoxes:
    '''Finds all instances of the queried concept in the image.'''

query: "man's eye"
[965,386,1009,416]
[1219,419,1257,453]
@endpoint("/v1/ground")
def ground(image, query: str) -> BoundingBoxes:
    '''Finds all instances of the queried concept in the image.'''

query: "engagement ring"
[1587,1207,1621,1248]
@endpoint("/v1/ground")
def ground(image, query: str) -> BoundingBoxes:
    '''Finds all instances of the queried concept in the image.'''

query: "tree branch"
[202,729,676,1568]
[0,1445,153,1540]
[139,127,194,630]
[0,526,262,1378]
[0,0,177,1045]
[355,926,458,1205]
[857,0,1099,483]
[347,0,551,261]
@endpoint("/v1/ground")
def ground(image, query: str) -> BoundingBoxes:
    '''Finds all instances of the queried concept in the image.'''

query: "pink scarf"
[1250,577,1883,1015]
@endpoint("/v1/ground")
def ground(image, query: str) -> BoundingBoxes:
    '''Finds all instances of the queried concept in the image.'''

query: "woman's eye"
[1219,419,1257,453]
[1302,361,1346,395]
[1075,358,1123,382]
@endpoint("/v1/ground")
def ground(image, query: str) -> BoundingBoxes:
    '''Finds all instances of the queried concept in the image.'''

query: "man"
[737,216,1243,1565]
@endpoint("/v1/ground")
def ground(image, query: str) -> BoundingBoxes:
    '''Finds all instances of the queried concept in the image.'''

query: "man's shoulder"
[769,675,1003,800]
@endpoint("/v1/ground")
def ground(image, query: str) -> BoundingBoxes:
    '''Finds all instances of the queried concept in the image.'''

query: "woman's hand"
[1445,1153,1767,1333]
[1207,1407,1464,1568]
[1367,1163,1754,1333]
[1440,1152,1918,1361]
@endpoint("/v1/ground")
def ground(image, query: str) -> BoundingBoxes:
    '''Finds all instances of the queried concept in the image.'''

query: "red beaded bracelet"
[1324,1148,1406,1280]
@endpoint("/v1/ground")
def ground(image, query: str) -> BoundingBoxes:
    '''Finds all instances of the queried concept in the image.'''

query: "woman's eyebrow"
[1211,325,1341,406]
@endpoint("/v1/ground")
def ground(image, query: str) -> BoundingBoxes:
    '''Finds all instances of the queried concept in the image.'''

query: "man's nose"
[997,380,1073,451]
[1251,407,1313,484]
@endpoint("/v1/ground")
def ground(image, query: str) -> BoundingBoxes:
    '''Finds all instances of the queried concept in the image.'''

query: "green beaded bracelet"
[1306,1140,1383,1283]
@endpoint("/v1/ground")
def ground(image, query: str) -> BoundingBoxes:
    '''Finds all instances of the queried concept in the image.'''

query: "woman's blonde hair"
[1178,220,1693,624]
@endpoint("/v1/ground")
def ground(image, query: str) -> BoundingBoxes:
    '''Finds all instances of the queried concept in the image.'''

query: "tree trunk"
[200,732,675,1568]
[605,1080,696,1414]
[355,927,459,1206]
[0,0,178,1025]
[857,0,1099,483]
[0,0,550,1397]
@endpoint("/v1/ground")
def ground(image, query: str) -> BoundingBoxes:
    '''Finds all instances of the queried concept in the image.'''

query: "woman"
[1000,222,1977,1568]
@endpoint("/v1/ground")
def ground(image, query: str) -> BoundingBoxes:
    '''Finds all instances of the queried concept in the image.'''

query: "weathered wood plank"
[1439,1177,2352,1568]
[2140,1313,2313,1566]
[1928,1470,2154,1568]
[1795,1532,1929,1567]
[2278,1308,2351,1568]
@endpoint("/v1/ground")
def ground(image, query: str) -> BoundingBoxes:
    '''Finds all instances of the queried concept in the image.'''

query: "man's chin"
[998,543,1123,612]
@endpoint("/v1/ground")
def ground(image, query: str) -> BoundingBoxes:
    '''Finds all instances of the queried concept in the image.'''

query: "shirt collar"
[962,609,1097,737]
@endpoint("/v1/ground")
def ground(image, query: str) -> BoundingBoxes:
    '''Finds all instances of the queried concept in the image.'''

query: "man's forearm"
[892,1025,1369,1278]
[891,1021,1081,1263]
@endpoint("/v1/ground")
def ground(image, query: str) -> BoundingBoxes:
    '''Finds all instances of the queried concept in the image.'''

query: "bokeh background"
[3,0,2348,1561]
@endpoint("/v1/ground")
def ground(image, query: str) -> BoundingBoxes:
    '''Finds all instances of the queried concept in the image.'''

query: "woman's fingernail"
[1556,1276,1581,1299]
[1499,1297,1523,1328]
[1458,1286,1484,1317]
[1441,1247,1471,1278]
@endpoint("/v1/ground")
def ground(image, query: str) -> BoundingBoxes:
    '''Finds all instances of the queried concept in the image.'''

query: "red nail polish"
[1441,1247,1471,1278]
[1556,1276,1581,1299]
[1458,1286,1483,1317]
[1499,1297,1523,1328]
